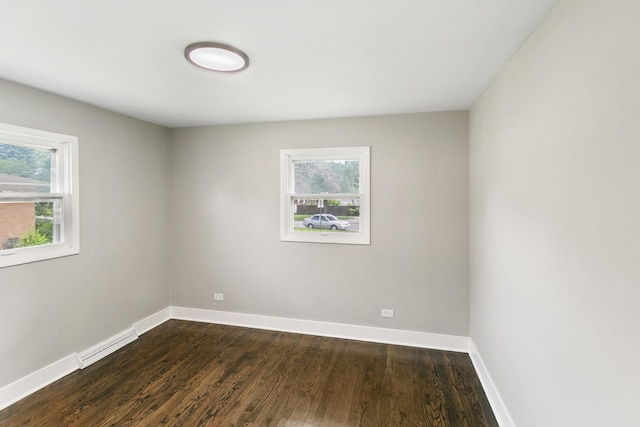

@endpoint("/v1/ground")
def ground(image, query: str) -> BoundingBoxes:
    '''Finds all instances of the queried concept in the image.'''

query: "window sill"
[281,232,370,245]
[0,246,79,269]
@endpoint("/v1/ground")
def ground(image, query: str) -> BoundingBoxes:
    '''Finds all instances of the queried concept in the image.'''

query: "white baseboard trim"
[170,306,470,353]
[469,340,515,427]
[1,306,475,414]
[134,307,172,335]
[0,353,78,411]
[0,306,171,411]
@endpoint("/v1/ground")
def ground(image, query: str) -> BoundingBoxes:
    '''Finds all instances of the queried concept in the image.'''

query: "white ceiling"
[0,0,557,128]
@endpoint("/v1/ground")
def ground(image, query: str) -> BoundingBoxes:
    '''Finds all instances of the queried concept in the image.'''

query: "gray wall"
[0,79,172,387]
[171,112,470,336]
[470,0,640,426]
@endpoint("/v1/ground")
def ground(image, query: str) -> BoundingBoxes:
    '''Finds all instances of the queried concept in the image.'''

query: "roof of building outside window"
[0,172,50,192]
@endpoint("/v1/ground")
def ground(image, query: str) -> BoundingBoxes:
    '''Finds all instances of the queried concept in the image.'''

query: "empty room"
[0,1,638,426]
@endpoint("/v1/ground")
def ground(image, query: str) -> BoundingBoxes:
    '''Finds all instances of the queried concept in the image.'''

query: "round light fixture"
[184,42,249,72]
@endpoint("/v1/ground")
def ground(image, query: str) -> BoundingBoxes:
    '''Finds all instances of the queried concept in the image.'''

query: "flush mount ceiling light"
[184,42,249,72]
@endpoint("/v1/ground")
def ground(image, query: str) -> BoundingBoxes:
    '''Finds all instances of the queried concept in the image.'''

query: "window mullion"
[0,193,66,200]
[289,193,360,200]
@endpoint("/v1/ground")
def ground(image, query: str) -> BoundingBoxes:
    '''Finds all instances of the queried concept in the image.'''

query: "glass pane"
[293,159,359,194]
[0,201,61,250]
[0,142,53,193]
[291,198,360,233]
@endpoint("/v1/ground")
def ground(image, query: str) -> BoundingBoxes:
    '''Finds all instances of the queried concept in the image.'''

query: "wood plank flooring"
[0,320,498,426]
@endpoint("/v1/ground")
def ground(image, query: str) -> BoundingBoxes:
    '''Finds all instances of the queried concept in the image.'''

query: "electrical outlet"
[214,293,224,301]
[381,308,394,318]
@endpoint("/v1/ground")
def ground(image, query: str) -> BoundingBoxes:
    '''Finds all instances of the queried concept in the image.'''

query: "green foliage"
[0,158,29,176]
[348,206,360,216]
[36,218,53,242]
[294,160,359,194]
[327,199,341,206]
[0,143,52,181]
[19,229,50,247]
[35,202,53,217]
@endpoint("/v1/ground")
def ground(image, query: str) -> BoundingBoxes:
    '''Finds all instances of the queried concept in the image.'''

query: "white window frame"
[0,123,79,268]
[280,146,370,245]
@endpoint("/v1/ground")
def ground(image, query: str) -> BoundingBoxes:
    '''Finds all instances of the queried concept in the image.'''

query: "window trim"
[0,123,79,268]
[280,146,370,245]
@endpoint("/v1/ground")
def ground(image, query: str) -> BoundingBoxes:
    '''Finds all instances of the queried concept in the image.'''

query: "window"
[280,146,370,245]
[0,123,79,268]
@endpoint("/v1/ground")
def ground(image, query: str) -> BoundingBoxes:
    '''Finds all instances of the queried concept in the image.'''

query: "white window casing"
[280,146,370,245]
[0,123,79,268]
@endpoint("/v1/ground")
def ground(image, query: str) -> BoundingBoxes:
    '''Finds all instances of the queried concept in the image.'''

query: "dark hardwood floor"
[0,320,498,426]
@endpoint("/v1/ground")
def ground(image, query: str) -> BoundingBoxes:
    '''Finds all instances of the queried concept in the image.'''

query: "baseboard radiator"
[77,328,139,369]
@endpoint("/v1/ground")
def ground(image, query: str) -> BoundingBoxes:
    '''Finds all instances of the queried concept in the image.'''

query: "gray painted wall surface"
[171,112,470,336]
[470,1,640,426]
[0,79,172,387]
